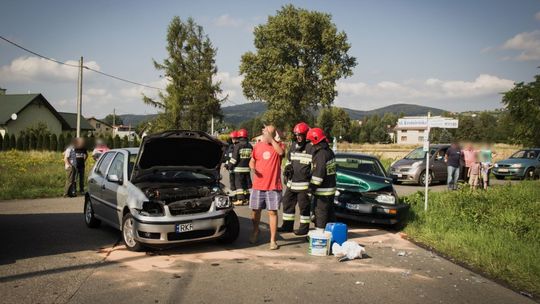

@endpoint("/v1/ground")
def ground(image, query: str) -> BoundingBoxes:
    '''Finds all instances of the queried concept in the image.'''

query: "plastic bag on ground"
[332,241,366,260]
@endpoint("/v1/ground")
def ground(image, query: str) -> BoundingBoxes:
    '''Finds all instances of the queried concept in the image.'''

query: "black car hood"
[131,130,225,182]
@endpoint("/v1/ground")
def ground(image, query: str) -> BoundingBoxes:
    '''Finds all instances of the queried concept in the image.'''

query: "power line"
[0,35,163,90]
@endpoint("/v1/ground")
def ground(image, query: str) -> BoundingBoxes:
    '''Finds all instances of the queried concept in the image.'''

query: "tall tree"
[144,16,224,132]
[103,114,123,126]
[502,75,540,146]
[240,5,357,128]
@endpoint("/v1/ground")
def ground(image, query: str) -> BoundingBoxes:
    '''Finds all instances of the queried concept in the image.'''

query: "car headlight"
[215,196,231,209]
[390,160,397,167]
[494,163,499,168]
[510,163,523,168]
[375,194,396,205]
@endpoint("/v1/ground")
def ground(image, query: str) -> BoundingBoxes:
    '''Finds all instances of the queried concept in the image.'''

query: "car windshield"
[336,156,386,177]
[510,150,539,159]
[404,147,437,160]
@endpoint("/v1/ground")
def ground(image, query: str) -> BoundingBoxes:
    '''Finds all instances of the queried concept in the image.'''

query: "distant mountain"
[222,102,446,124]
[110,103,446,127]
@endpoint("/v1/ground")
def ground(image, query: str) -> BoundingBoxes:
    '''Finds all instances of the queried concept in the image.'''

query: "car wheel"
[218,211,240,244]
[418,170,432,186]
[523,168,535,180]
[122,213,144,252]
[494,174,505,180]
[84,196,101,228]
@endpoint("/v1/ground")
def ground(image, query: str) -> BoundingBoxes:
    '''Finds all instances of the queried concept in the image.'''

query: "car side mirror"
[107,174,123,185]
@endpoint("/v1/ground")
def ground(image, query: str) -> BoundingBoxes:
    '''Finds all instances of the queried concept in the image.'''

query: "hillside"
[110,103,446,127]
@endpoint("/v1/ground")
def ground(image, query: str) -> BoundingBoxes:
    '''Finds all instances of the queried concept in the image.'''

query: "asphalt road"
[0,190,532,304]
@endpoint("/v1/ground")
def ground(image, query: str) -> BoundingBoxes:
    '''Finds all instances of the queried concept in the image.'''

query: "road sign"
[397,118,428,128]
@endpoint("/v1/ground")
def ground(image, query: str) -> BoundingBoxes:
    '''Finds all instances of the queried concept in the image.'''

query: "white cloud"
[501,30,540,61]
[213,14,243,28]
[0,56,100,83]
[337,74,514,102]
[213,71,244,102]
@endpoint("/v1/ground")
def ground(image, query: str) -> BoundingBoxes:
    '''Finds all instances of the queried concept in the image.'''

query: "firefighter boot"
[278,220,294,233]
[294,223,310,236]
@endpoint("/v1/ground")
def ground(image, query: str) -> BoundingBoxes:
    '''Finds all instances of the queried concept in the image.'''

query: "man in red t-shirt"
[249,125,285,250]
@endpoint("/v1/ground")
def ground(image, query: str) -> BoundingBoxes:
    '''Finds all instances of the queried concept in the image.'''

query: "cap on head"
[293,122,310,135]
[237,129,248,138]
[306,128,327,145]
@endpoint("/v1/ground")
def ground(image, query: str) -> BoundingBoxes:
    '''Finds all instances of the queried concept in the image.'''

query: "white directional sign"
[398,117,458,129]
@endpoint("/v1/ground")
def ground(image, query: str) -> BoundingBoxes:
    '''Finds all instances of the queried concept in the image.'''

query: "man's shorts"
[249,189,282,211]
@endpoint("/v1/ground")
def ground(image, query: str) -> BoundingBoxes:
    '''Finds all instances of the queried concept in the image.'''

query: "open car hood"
[336,168,393,193]
[131,130,225,182]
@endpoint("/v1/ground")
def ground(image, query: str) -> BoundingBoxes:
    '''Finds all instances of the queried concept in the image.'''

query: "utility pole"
[424,111,431,211]
[76,56,83,137]
[211,115,214,136]
[113,108,116,126]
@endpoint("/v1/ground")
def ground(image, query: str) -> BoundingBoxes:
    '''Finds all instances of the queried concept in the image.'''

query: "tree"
[144,16,224,132]
[502,75,540,146]
[16,134,23,150]
[121,136,129,148]
[9,134,16,150]
[22,134,29,150]
[43,134,51,151]
[240,5,357,128]
[317,108,334,140]
[50,134,58,151]
[57,134,65,151]
[29,134,36,150]
[113,135,121,149]
[36,134,43,150]
[1,133,8,150]
[103,114,123,126]
[0,134,3,151]
[106,135,114,149]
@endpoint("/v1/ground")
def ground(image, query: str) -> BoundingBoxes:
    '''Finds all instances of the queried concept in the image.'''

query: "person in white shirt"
[63,138,79,197]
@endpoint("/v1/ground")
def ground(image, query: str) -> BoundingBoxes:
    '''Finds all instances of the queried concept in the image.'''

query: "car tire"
[494,174,505,180]
[523,168,535,180]
[122,213,144,252]
[418,170,432,186]
[218,210,240,244]
[84,195,101,228]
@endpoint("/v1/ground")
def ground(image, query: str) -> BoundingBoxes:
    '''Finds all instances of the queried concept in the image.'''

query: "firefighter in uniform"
[229,128,253,206]
[279,122,313,235]
[224,130,239,201]
[307,128,337,230]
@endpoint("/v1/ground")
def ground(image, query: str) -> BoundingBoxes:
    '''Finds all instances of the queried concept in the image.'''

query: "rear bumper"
[132,212,228,244]
[334,201,409,225]
[389,168,420,183]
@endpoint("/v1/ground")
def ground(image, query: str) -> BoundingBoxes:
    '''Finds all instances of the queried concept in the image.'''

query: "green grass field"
[0,150,95,200]
[403,181,540,296]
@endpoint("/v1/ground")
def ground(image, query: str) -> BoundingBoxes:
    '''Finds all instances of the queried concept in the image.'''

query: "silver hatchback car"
[84,130,239,251]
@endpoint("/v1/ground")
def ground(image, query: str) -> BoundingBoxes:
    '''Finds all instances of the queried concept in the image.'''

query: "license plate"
[175,223,193,233]
[397,174,403,178]
[498,169,509,172]
[346,203,361,210]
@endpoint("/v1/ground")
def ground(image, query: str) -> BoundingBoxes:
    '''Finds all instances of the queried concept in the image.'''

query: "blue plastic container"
[325,222,348,245]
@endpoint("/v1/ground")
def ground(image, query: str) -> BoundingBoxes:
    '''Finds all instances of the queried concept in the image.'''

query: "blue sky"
[1,0,539,117]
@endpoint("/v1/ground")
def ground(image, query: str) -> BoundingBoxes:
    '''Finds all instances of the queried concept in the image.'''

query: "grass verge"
[403,181,540,296]
[0,150,95,200]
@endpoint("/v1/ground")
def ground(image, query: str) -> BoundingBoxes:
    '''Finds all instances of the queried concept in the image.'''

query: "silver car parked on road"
[84,130,239,251]
[388,144,451,186]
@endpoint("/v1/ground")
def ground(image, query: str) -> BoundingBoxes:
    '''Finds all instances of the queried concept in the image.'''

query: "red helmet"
[306,128,326,145]
[230,130,238,138]
[237,129,248,138]
[293,122,310,135]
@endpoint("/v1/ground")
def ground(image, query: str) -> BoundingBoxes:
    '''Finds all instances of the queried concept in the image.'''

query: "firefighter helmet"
[306,128,327,145]
[230,130,239,138]
[237,129,248,138]
[293,122,310,135]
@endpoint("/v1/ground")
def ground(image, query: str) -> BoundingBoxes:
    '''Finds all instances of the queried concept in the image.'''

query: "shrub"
[2,133,11,150]
[22,134,29,151]
[16,135,23,150]
[121,136,129,148]
[43,134,51,151]
[106,135,113,149]
[0,134,3,151]
[50,134,58,151]
[113,135,121,149]
[57,134,65,151]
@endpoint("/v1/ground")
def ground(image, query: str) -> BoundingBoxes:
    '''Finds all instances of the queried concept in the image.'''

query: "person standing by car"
[279,122,313,235]
[479,144,496,189]
[468,157,481,190]
[249,125,285,250]
[63,138,78,197]
[307,128,337,231]
[75,138,88,194]
[92,139,109,161]
[462,143,477,183]
[230,129,253,206]
[224,130,239,202]
[445,142,462,190]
